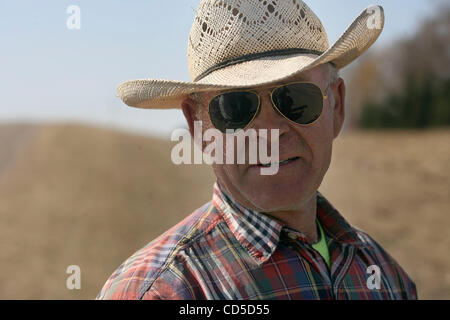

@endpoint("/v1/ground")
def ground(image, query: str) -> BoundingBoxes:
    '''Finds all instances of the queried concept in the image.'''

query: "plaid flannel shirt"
[97,182,417,300]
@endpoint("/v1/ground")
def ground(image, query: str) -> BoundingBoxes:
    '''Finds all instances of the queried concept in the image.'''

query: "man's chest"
[180,242,405,300]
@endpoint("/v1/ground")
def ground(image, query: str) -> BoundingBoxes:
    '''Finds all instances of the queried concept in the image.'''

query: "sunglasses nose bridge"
[258,86,288,118]
[250,89,290,132]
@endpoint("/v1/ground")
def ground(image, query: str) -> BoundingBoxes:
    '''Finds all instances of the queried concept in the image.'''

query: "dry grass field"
[0,123,448,299]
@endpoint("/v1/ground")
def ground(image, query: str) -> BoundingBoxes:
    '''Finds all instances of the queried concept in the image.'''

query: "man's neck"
[218,181,318,244]
[265,194,318,244]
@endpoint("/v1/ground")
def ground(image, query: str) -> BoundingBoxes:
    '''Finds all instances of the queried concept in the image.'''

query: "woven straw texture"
[118,0,384,109]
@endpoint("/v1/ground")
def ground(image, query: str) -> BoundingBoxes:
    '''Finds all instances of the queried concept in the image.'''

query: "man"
[98,0,417,299]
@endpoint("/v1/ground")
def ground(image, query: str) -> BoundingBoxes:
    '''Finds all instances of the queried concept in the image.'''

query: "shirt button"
[287,232,297,240]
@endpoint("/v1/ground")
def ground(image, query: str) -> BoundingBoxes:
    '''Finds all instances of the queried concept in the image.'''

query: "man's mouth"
[258,157,300,167]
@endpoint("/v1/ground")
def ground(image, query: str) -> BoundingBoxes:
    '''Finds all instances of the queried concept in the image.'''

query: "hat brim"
[118,5,384,109]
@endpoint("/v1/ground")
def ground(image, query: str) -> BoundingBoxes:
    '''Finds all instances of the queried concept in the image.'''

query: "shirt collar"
[315,192,367,250]
[212,182,367,265]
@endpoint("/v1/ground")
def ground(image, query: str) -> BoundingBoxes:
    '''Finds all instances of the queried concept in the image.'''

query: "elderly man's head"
[181,63,345,213]
[117,1,384,215]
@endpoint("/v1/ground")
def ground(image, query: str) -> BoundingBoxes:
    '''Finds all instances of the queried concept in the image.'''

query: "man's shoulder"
[96,201,222,300]
[351,226,418,298]
[352,226,402,264]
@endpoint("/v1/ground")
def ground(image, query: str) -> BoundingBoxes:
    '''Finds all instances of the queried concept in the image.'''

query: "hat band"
[193,48,324,82]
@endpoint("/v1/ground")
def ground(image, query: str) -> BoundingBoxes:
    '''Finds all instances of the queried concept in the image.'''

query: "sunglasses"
[208,82,328,133]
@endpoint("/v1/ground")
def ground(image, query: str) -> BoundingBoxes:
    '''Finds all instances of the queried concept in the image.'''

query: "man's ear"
[181,96,198,137]
[331,78,346,138]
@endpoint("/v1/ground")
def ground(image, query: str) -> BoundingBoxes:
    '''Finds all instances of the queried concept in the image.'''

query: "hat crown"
[188,0,329,82]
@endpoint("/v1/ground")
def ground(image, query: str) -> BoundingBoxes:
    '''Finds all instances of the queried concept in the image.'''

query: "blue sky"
[0,0,444,137]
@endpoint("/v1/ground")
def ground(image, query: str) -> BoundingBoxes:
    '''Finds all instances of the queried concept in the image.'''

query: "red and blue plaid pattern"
[97,183,417,300]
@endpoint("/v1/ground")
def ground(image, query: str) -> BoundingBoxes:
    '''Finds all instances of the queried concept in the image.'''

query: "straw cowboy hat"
[118,0,384,109]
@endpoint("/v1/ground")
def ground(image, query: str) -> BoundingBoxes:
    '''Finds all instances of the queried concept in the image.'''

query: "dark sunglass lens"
[272,83,323,124]
[209,92,259,132]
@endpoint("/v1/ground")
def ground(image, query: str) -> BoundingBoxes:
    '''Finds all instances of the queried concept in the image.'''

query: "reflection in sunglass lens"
[272,83,323,125]
[209,92,259,132]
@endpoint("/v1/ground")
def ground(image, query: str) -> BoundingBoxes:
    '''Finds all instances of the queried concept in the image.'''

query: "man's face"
[183,64,345,213]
